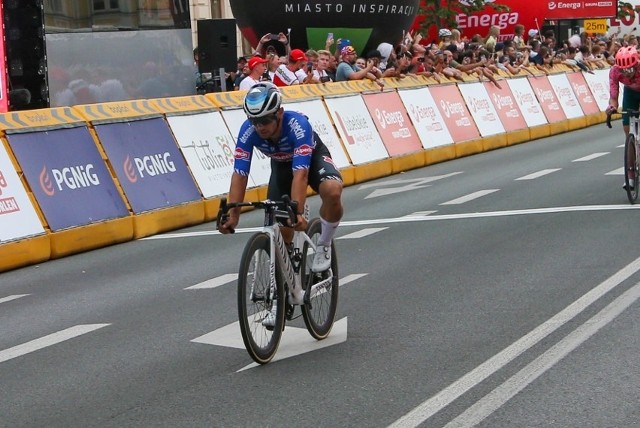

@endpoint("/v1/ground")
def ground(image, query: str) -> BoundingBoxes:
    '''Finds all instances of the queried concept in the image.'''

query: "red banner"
[0,2,8,113]
[544,1,618,20]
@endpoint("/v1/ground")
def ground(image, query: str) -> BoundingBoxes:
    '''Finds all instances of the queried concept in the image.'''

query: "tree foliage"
[416,0,510,35]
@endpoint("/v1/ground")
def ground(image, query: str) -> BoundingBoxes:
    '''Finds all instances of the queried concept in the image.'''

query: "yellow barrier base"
[567,116,588,131]
[529,124,551,140]
[586,112,605,127]
[549,120,569,135]
[50,216,134,258]
[391,151,426,174]
[354,159,393,183]
[0,234,51,273]
[506,128,531,146]
[482,134,508,151]
[204,198,222,222]
[339,166,356,187]
[133,201,205,239]
[425,144,456,165]
[455,138,484,158]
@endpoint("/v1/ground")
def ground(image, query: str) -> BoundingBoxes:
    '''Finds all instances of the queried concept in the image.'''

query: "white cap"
[528,29,539,38]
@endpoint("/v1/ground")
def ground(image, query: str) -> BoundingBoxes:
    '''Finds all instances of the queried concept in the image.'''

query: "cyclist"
[218,82,344,274]
[608,46,640,189]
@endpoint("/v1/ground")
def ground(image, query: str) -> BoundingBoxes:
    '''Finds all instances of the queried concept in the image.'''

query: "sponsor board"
[220,108,272,187]
[428,85,481,142]
[527,76,567,123]
[95,118,201,213]
[397,87,454,149]
[285,99,351,168]
[167,111,256,198]
[0,143,44,241]
[583,68,614,111]
[324,95,389,165]
[483,81,528,132]
[565,72,601,116]
[7,127,129,231]
[361,91,423,156]
[457,82,506,137]
[547,73,586,119]
[506,78,549,128]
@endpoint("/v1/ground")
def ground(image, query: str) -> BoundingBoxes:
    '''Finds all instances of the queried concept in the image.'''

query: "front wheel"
[237,232,285,364]
[301,218,339,340]
[624,133,639,204]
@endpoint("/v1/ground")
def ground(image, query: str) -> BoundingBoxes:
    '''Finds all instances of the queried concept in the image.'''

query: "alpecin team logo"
[234,147,251,161]
[294,144,313,157]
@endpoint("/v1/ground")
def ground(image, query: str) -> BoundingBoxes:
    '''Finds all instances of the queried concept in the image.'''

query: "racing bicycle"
[217,196,339,364]
[608,108,640,203]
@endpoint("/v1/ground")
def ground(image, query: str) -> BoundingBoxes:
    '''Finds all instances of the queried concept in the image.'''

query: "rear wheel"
[237,233,285,364]
[301,218,339,340]
[624,133,639,204]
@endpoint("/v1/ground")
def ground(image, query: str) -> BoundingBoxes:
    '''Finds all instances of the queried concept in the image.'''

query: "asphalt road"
[2,122,640,427]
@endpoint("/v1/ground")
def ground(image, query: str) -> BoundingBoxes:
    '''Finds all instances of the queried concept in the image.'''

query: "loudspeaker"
[197,19,238,73]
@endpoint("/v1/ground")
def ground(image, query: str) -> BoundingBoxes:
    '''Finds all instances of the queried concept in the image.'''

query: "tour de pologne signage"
[230,0,420,53]
[94,117,202,214]
[7,127,129,231]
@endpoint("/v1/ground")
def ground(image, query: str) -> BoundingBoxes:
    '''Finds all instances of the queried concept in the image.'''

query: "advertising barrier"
[0,66,611,272]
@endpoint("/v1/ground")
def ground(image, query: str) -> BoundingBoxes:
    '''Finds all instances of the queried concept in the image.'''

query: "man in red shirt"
[272,49,313,86]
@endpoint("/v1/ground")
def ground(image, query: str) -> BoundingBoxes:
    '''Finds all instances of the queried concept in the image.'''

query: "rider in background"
[608,46,640,138]
[218,82,344,273]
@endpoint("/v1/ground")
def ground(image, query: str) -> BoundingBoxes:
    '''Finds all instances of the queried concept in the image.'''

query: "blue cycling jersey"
[233,111,316,177]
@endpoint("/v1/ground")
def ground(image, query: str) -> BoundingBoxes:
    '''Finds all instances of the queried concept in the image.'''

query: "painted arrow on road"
[360,172,463,199]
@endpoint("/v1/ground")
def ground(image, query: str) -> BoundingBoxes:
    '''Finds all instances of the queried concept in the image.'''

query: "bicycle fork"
[270,225,306,305]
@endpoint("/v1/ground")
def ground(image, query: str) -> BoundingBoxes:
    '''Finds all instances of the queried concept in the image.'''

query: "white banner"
[457,82,506,137]
[168,112,255,198]
[284,99,351,169]
[323,95,389,165]
[507,78,548,128]
[547,74,585,120]
[0,143,44,242]
[398,88,454,149]
[582,68,613,111]
[220,108,272,187]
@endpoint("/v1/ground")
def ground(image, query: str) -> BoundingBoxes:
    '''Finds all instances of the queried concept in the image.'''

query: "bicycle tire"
[301,218,339,340]
[237,232,285,364]
[624,133,639,204]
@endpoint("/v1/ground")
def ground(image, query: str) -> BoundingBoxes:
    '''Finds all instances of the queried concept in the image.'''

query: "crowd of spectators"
[205,24,639,92]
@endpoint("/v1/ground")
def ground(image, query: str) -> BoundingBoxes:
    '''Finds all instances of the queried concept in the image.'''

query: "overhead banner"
[507,78,548,128]
[547,73,585,120]
[398,88,454,149]
[167,112,254,198]
[324,95,389,165]
[220,108,272,187]
[483,81,528,132]
[361,91,423,156]
[428,85,481,143]
[564,72,601,116]
[544,1,618,20]
[7,128,129,231]
[527,76,567,124]
[0,142,44,241]
[285,99,351,168]
[457,82,506,137]
[95,118,201,213]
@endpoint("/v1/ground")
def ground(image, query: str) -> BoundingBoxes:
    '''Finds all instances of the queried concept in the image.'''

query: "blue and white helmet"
[243,82,282,118]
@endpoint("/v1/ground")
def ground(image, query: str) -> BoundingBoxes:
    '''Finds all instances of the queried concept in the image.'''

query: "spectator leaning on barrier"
[335,45,384,89]
[273,48,312,86]
[314,49,333,83]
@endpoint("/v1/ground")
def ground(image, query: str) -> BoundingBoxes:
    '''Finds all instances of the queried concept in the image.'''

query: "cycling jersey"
[609,66,640,100]
[233,110,315,176]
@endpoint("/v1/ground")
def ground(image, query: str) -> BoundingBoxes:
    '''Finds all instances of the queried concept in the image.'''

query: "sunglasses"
[250,114,277,126]
[622,67,636,75]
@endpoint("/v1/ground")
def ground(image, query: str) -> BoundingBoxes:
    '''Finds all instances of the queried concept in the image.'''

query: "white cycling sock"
[319,217,339,246]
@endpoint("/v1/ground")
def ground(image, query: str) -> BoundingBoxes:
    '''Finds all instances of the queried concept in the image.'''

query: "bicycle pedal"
[285,303,295,320]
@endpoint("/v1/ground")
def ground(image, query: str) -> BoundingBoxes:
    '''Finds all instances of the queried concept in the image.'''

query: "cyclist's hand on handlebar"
[606,105,617,115]
[292,214,307,231]
[218,215,238,234]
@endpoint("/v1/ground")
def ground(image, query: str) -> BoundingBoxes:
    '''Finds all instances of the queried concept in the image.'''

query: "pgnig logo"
[123,152,177,184]
[39,164,100,196]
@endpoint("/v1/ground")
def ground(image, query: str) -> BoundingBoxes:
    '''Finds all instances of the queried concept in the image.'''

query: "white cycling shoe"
[262,302,278,329]
[312,244,332,273]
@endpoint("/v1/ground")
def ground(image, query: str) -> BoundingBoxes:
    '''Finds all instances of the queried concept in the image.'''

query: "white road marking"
[0,324,110,364]
[339,273,368,285]
[337,228,387,239]
[572,152,609,162]
[388,256,640,428]
[143,205,640,239]
[185,274,238,290]
[444,279,640,428]
[515,168,562,180]
[0,294,30,304]
[440,190,500,205]
[606,167,624,175]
